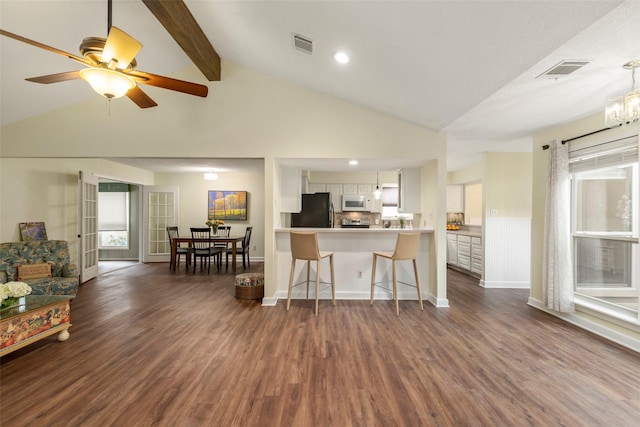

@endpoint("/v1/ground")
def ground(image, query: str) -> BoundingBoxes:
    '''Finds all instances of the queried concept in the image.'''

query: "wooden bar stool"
[287,231,335,316]
[370,232,423,316]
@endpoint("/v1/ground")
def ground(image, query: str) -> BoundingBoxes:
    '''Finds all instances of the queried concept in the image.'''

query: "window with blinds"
[98,184,130,249]
[381,184,399,218]
[569,131,638,317]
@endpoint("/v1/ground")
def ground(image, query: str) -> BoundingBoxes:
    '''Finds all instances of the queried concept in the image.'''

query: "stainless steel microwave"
[342,194,371,212]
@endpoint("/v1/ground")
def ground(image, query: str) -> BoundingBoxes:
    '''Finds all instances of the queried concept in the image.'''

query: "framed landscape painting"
[208,191,248,220]
[19,222,48,241]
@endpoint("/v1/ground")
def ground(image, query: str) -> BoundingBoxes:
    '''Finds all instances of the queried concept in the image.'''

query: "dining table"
[170,235,245,273]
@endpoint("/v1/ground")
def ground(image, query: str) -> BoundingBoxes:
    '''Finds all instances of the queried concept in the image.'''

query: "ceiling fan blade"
[127,86,158,109]
[26,71,81,84]
[102,26,142,69]
[142,0,220,81]
[0,29,94,67]
[126,70,208,97]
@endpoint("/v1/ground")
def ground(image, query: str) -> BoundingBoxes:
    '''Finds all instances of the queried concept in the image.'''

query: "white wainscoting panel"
[483,217,531,288]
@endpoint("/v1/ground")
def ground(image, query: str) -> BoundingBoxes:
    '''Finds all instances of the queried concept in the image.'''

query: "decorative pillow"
[17,263,52,281]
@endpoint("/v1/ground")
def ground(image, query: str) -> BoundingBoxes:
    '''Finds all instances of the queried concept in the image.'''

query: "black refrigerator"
[291,192,333,228]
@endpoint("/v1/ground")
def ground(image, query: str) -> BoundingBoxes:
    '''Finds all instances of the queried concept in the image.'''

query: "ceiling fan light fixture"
[79,67,135,99]
[101,26,142,70]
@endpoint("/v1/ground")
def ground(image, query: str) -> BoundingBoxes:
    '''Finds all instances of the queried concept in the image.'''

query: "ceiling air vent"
[536,60,590,79]
[293,33,313,54]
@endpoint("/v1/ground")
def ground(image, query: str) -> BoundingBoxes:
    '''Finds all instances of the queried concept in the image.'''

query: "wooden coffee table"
[0,295,72,356]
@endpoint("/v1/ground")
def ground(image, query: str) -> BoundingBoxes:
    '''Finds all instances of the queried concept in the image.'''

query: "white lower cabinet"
[447,232,481,277]
[457,235,471,270]
[471,237,483,275]
[447,234,458,265]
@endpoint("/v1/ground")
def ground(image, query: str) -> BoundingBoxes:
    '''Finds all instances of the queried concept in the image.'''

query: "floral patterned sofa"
[0,240,79,296]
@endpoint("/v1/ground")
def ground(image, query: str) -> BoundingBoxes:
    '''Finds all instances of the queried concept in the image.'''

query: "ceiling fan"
[0,0,208,108]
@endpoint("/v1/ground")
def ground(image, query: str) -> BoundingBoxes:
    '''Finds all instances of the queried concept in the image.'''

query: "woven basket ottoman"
[235,273,264,300]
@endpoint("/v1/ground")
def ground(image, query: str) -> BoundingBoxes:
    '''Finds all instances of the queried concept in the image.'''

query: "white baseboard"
[261,293,278,306]
[481,280,530,289]
[428,295,450,307]
[267,290,444,307]
[527,297,640,353]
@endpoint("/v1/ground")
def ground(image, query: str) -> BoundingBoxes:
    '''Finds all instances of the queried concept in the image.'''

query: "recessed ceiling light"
[333,51,350,64]
[349,160,358,165]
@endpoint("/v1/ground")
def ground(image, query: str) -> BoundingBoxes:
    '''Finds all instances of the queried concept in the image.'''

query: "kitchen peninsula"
[275,227,443,306]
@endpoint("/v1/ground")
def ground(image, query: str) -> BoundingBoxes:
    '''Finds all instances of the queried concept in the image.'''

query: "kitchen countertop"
[446,229,482,238]
[276,227,434,233]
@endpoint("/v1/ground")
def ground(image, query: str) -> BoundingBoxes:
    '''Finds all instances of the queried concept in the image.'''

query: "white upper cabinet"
[280,166,302,212]
[398,167,421,213]
[447,185,464,213]
[326,184,342,212]
[308,183,326,193]
[357,184,372,195]
[342,184,357,195]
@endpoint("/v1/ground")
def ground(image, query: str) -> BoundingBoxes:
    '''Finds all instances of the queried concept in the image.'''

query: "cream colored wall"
[464,183,483,225]
[1,60,446,303]
[153,164,265,258]
[308,171,398,185]
[484,152,532,218]
[0,158,154,262]
[531,113,623,300]
[531,112,640,347]
[448,161,483,184]
[1,61,439,161]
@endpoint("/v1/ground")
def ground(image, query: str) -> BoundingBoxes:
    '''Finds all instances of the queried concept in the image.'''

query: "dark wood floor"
[1,264,638,426]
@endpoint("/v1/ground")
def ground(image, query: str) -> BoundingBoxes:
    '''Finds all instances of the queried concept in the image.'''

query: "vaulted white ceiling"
[1,1,639,172]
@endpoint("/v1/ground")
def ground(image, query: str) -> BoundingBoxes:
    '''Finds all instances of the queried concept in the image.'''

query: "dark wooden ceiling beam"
[142,0,221,81]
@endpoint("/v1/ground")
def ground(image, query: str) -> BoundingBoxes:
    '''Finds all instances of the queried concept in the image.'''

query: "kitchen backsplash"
[335,212,382,226]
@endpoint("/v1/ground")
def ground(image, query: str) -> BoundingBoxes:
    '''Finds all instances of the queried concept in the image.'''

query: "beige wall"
[0,158,154,261]
[1,60,447,302]
[448,161,484,184]
[531,113,605,300]
[1,60,440,161]
[484,152,532,219]
[154,165,265,260]
[464,183,483,225]
[308,171,398,185]
[531,112,639,347]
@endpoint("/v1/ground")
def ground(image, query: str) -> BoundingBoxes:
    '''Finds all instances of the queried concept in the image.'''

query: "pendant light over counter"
[374,171,381,199]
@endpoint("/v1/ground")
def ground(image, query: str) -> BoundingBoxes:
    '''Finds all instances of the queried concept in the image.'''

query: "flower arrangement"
[205,218,225,233]
[0,281,32,308]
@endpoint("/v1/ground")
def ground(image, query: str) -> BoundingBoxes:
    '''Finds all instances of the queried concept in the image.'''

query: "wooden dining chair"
[226,226,252,270]
[214,225,231,269]
[166,226,192,270]
[190,227,223,274]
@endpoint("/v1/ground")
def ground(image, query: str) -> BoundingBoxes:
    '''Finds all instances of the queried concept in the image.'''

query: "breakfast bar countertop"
[275,227,434,233]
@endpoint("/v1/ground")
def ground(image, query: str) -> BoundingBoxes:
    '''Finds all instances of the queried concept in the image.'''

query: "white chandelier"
[605,60,640,127]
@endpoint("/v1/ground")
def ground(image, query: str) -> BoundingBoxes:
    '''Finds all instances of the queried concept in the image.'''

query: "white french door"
[79,171,99,283]
[142,186,179,263]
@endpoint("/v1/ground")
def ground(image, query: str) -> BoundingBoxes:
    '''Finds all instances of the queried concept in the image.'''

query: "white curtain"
[543,139,574,313]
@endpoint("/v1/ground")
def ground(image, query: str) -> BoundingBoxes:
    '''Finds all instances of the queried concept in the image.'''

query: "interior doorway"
[98,180,141,263]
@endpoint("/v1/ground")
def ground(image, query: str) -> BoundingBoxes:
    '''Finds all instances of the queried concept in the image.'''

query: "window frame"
[568,130,639,324]
[98,190,130,250]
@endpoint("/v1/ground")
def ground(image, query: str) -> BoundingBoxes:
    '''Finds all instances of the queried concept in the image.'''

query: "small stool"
[371,232,423,316]
[287,231,335,316]
[235,273,264,300]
